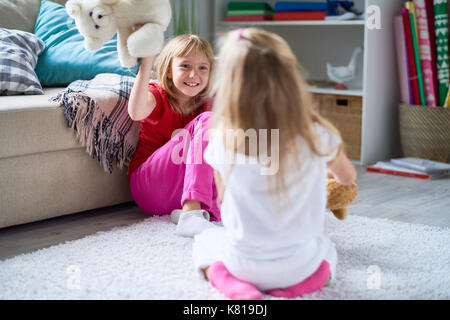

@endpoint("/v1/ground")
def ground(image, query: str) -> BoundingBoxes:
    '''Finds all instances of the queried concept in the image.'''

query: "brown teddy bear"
[326,179,358,220]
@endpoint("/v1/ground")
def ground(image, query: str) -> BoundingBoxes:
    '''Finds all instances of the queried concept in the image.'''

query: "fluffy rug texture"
[1,214,449,300]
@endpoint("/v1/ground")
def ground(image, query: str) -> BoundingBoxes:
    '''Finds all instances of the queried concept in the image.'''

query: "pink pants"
[129,112,220,221]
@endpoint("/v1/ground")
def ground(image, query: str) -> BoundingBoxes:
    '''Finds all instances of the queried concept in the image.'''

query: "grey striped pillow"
[0,28,45,95]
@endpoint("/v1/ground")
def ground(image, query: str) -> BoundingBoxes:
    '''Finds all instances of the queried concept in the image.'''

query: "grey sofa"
[0,0,132,229]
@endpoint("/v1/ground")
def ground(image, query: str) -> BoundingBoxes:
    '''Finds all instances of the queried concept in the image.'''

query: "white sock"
[170,209,210,224]
[175,210,217,238]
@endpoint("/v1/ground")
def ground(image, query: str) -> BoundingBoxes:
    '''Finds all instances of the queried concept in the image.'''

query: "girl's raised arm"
[128,56,157,121]
[327,145,357,186]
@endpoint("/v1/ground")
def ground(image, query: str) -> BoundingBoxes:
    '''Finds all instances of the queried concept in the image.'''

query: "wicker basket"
[314,94,362,160]
[399,104,450,162]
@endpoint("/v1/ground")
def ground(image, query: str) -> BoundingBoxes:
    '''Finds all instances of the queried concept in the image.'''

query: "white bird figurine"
[327,47,363,90]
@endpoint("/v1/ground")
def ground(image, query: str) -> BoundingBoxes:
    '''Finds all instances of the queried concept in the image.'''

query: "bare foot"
[202,267,210,281]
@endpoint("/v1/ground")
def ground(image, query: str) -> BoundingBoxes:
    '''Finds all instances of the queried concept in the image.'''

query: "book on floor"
[390,157,450,174]
[366,160,450,180]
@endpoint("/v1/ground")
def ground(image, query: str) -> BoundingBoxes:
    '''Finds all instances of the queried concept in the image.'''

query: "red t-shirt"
[128,82,211,177]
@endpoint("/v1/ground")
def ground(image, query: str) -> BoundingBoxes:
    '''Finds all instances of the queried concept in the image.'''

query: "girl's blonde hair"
[155,34,215,113]
[211,28,341,197]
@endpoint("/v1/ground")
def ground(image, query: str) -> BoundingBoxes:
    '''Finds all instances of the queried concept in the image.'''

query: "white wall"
[166,0,215,44]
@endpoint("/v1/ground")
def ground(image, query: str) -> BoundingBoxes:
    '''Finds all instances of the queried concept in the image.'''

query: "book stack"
[366,157,450,180]
[226,2,274,22]
[394,0,449,107]
[273,1,328,21]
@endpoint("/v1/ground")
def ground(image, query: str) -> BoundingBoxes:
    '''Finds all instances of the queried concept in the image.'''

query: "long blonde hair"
[210,28,341,197]
[154,34,215,114]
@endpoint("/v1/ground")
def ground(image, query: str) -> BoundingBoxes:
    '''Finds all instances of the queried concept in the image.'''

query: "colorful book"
[228,2,274,12]
[434,0,450,106]
[226,15,273,21]
[394,16,412,104]
[274,1,328,12]
[274,11,327,20]
[415,0,439,106]
[390,157,450,174]
[425,0,440,105]
[366,161,449,180]
[444,86,450,106]
[402,8,421,105]
[227,9,274,16]
[406,1,427,105]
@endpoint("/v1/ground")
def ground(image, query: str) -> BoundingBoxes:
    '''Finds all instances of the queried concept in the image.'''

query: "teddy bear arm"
[326,179,358,221]
[127,23,165,58]
[327,193,349,208]
[115,26,137,68]
[331,208,348,220]
[327,183,358,207]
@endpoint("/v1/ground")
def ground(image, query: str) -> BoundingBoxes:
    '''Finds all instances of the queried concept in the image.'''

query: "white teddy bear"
[66,0,172,68]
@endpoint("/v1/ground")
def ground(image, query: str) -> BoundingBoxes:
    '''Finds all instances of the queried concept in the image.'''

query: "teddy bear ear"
[66,0,82,19]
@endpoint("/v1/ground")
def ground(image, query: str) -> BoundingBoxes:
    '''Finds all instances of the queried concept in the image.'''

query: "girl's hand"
[327,145,357,185]
[327,169,334,179]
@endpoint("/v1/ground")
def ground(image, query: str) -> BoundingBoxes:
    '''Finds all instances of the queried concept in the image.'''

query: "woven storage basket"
[314,94,362,160]
[399,104,450,162]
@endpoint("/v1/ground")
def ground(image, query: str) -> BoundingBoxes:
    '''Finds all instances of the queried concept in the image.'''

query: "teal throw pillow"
[34,0,138,86]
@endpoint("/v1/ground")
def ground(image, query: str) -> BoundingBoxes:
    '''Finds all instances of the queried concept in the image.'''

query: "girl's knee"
[192,111,213,139]
[195,111,212,123]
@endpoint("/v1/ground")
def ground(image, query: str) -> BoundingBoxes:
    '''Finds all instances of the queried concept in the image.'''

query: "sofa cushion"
[0,28,45,96]
[0,147,132,229]
[0,87,82,160]
[34,0,138,87]
[0,0,41,33]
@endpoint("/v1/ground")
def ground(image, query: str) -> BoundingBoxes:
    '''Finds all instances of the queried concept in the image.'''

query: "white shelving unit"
[213,0,404,165]
[220,19,366,26]
[308,87,363,96]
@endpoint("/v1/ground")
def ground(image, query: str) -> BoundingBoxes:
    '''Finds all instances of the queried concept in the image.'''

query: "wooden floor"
[0,165,449,261]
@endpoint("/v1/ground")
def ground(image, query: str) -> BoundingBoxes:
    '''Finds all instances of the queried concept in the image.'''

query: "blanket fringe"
[53,91,137,174]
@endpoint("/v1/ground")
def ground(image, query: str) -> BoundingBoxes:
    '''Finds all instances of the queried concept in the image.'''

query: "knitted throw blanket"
[51,73,139,173]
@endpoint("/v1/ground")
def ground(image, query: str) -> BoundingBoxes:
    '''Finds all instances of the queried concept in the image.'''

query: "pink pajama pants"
[129,111,221,221]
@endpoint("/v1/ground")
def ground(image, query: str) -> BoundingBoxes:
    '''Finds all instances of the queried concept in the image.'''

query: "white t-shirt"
[203,122,341,286]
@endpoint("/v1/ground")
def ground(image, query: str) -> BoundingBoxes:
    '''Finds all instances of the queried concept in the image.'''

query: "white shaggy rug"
[1,214,449,300]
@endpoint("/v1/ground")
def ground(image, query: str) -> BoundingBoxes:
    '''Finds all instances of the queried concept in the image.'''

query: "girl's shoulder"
[147,81,169,106]
[143,81,171,121]
[148,81,165,97]
[312,121,339,138]
[312,121,341,158]
[313,122,334,139]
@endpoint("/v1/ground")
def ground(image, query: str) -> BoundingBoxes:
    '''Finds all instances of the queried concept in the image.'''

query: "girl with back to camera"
[127,33,220,237]
[194,28,357,299]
